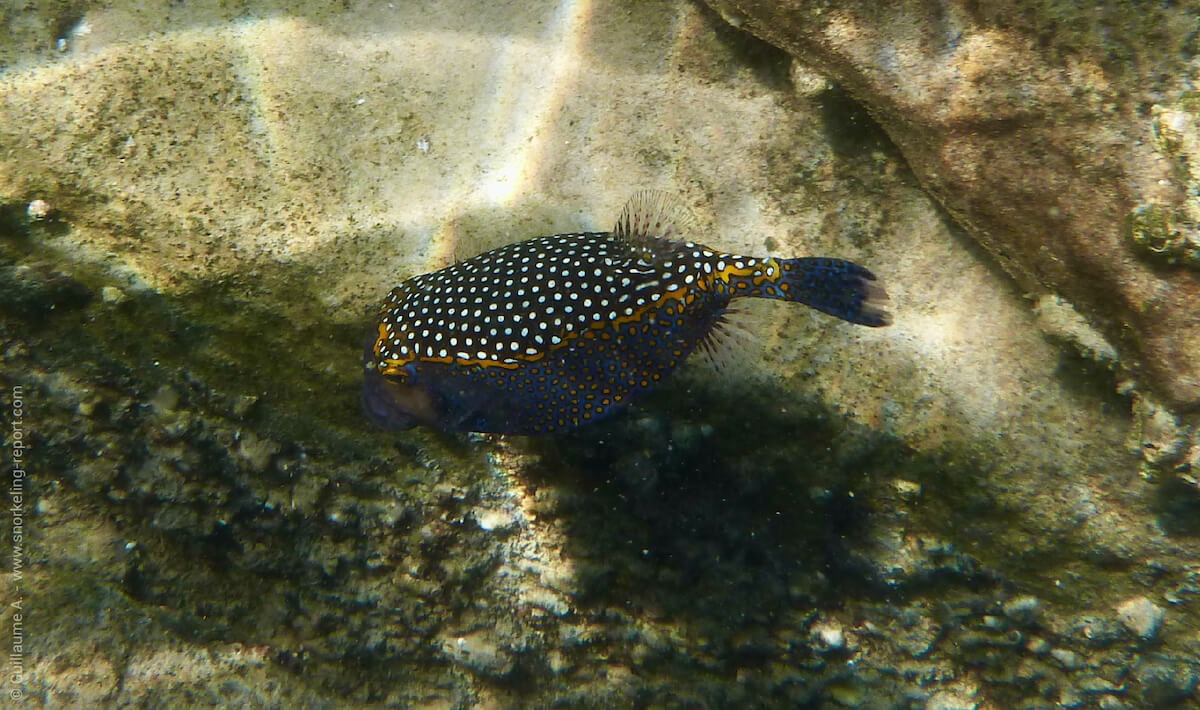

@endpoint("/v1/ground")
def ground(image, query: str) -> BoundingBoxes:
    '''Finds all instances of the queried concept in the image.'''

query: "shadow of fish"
[364,191,891,434]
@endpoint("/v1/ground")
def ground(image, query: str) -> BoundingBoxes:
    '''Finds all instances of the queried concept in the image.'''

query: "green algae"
[3,211,375,449]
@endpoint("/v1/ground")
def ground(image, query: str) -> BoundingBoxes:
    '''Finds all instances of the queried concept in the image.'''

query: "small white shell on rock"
[27,199,51,220]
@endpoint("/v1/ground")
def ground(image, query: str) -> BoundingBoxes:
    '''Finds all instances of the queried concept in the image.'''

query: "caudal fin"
[778,257,892,327]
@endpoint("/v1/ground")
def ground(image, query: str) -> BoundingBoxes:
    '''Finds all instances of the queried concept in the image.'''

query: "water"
[1,0,1197,707]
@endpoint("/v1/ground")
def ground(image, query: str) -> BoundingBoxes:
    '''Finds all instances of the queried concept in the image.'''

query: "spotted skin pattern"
[364,194,890,434]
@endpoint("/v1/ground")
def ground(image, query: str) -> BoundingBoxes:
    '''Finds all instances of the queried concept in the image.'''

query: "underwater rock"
[1116,596,1165,642]
[925,690,978,710]
[701,0,1200,410]
[1002,596,1042,628]
[808,619,846,654]
[1126,101,1200,268]
[441,630,514,678]
[1137,660,1199,708]
[1050,647,1085,671]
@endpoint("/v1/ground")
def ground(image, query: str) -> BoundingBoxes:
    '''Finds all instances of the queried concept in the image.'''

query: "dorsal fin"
[612,190,698,260]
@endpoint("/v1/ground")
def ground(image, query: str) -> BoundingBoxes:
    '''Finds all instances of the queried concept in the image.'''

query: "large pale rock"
[704,0,1200,411]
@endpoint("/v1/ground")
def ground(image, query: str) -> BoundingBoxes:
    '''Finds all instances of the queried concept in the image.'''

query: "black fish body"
[364,192,890,434]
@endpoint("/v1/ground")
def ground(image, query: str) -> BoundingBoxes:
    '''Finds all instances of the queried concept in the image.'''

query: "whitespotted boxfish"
[364,192,891,434]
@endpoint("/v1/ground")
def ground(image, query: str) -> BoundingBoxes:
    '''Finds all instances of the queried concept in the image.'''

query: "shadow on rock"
[523,370,999,655]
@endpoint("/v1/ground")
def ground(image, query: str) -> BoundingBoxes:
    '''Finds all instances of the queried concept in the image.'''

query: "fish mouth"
[360,331,498,433]
[361,332,423,431]
[361,366,419,431]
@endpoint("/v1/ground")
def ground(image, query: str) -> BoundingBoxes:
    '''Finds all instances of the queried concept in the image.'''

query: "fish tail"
[771,257,892,326]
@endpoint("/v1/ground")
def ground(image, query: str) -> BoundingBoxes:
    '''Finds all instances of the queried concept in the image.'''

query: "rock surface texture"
[704,0,1200,412]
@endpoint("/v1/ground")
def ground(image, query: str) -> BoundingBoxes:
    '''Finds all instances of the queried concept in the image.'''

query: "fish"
[363,191,891,435]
